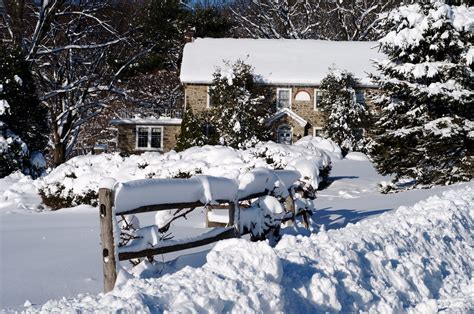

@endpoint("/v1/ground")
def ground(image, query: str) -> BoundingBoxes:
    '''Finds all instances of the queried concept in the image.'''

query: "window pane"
[137,127,148,148]
[314,128,324,137]
[151,128,162,148]
[316,91,322,104]
[277,89,290,109]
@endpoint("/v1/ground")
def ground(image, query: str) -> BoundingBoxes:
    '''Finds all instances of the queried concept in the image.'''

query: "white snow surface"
[38,139,334,208]
[180,38,385,86]
[2,154,474,311]
[24,185,474,313]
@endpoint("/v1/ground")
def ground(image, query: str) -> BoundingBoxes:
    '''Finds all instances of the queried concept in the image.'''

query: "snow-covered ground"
[1,146,473,312]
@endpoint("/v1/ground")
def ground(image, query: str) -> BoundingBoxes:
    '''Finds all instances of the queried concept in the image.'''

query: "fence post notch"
[99,185,117,293]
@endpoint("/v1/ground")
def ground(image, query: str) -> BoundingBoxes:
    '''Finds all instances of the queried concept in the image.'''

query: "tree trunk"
[53,142,66,166]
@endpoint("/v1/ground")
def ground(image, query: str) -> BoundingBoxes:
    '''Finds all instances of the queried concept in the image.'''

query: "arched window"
[277,124,293,145]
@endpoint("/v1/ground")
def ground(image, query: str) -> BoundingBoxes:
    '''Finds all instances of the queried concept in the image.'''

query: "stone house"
[113,38,384,154]
[180,38,384,144]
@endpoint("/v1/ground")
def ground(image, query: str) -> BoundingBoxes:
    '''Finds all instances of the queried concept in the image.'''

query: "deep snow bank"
[30,185,474,312]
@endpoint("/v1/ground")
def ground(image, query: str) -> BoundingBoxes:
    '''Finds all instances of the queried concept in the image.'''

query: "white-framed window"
[276,88,292,110]
[135,126,163,150]
[314,89,323,111]
[277,124,293,145]
[313,127,324,137]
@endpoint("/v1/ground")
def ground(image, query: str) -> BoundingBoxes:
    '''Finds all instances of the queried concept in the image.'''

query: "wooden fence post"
[228,202,235,227]
[99,187,117,293]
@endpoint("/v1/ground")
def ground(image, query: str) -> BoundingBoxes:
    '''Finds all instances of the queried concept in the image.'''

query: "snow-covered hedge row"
[32,186,474,312]
[38,137,339,209]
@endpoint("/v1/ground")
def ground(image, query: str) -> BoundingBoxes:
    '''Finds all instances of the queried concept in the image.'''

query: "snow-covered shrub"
[37,140,335,209]
[370,1,473,187]
[319,68,369,155]
[0,122,29,178]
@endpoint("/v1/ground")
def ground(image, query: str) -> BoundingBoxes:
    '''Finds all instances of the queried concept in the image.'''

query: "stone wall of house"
[116,124,181,155]
[184,83,379,141]
[185,84,208,112]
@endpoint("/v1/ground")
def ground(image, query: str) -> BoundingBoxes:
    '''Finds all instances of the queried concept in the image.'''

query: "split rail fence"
[98,171,307,292]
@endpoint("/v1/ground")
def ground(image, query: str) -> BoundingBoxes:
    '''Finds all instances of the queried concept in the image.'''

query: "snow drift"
[30,186,474,312]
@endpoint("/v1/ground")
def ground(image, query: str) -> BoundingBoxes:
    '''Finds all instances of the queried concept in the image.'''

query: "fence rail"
[98,171,306,292]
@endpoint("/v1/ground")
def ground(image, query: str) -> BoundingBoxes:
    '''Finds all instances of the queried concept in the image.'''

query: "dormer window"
[276,88,291,110]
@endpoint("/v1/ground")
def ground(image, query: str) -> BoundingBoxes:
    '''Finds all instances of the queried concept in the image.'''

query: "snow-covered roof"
[267,108,308,127]
[111,118,182,126]
[180,38,384,86]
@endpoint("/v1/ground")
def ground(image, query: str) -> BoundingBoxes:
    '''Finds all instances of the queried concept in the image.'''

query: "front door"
[277,125,292,145]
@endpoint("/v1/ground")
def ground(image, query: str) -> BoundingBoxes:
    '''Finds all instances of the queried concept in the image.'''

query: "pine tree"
[319,68,368,156]
[0,122,29,178]
[0,45,49,153]
[370,1,473,187]
[209,60,273,149]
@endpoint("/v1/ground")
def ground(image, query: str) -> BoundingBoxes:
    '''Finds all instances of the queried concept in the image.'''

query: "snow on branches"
[370,1,473,187]
[319,68,369,156]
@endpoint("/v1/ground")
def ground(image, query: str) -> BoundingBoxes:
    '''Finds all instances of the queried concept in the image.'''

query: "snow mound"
[30,185,474,312]
[0,172,43,214]
[344,151,370,161]
[38,140,335,208]
[294,136,343,160]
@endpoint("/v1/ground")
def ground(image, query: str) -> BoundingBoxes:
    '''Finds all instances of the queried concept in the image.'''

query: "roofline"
[181,80,377,89]
[111,119,182,126]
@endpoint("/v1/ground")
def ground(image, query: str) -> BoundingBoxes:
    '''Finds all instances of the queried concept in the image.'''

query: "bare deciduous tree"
[3,0,151,165]
[229,0,400,41]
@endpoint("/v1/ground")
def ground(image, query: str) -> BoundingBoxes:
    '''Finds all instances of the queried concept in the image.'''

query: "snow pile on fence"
[38,138,335,209]
[31,185,474,312]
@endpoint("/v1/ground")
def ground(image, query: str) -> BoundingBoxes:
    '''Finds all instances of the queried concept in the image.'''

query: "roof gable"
[267,108,308,127]
[180,38,385,87]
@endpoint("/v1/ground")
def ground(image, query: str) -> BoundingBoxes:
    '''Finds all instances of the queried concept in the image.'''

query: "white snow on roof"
[180,38,384,86]
[111,117,182,126]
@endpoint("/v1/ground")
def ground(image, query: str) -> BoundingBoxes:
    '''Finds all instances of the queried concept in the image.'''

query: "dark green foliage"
[139,0,232,72]
[208,60,274,148]
[370,1,473,187]
[177,61,273,150]
[191,5,233,38]
[142,0,188,70]
[0,45,49,153]
[319,69,368,156]
[0,125,29,177]
[39,184,98,210]
[175,108,217,151]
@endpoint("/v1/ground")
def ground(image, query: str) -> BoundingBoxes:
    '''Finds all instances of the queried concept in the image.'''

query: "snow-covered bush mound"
[38,141,333,209]
[32,186,474,312]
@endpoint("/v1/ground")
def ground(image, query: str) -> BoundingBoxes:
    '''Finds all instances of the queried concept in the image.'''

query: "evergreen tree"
[319,68,368,155]
[370,1,473,187]
[0,45,49,153]
[0,122,29,178]
[191,5,233,38]
[175,109,217,151]
[209,60,273,149]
